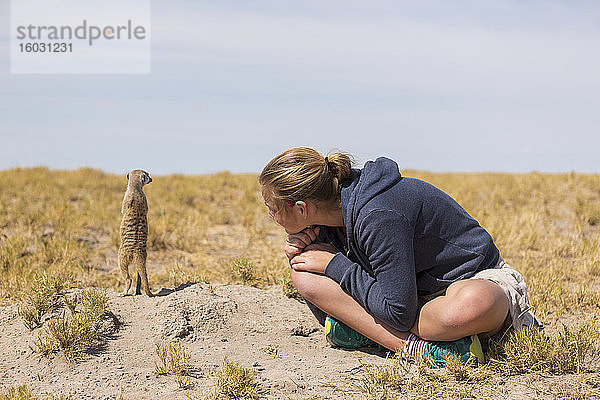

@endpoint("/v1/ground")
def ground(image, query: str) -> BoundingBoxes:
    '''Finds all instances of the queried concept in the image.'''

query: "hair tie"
[324,156,331,169]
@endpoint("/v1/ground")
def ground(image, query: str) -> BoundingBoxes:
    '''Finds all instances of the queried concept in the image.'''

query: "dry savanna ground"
[0,167,599,399]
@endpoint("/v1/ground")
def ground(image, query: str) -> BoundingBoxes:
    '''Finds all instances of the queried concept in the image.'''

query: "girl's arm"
[324,210,418,332]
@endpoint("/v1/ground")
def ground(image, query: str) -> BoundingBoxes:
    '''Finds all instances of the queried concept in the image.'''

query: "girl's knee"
[444,280,509,331]
[291,269,320,301]
[449,279,506,307]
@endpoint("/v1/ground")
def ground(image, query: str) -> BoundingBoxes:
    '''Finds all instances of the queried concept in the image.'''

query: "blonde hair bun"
[259,147,353,208]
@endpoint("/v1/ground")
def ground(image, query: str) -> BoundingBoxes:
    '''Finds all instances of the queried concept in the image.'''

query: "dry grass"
[0,385,67,400]
[488,322,600,374]
[2,168,598,319]
[0,168,284,303]
[207,356,261,400]
[1,167,600,397]
[18,272,75,330]
[30,288,110,361]
[230,257,259,285]
[154,340,193,389]
[259,345,281,358]
[281,270,302,300]
[355,319,600,399]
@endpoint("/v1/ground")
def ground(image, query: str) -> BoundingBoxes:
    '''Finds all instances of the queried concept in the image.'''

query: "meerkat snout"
[119,169,154,297]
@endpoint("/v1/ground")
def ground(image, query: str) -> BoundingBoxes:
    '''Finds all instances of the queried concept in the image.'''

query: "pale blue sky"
[1,0,599,174]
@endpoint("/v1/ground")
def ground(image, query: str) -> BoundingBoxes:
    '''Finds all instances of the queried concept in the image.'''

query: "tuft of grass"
[357,354,408,397]
[575,195,600,226]
[31,289,109,361]
[30,272,76,299]
[78,288,109,319]
[444,355,474,382]
[489,323,600,374]
[154,340,192,389]
[357,323,599,399]
[281,272,302,301]
[154,340,191,376]
[18,272,75,330]
[208,356,260,400]
[18,297,51,331]
[0,385,68,400]
[230,257,257,285]
[207,283,217,295]
[356,353,503,400]
[0,386,37,400]
[260,345,280,358]
[358,354,456,399]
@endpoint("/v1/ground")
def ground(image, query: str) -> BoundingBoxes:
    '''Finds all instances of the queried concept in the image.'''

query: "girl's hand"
[284,226,320,260]
[290,243,337,274]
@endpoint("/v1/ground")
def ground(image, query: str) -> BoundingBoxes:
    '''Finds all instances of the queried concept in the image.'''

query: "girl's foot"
[325,316,484,367]
[324,316,379,349]
[403,332,484,367]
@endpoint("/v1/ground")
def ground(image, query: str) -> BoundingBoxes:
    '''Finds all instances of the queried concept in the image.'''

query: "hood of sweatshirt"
[340,157,403,249]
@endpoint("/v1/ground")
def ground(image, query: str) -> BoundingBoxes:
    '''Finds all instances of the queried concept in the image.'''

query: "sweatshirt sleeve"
[324,210,418,331]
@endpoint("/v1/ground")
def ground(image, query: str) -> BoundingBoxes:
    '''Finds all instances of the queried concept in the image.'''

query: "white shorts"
[418,258,543,336]
[471,258,543,333]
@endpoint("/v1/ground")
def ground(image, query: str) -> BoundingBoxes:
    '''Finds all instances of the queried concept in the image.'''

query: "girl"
[259,147,541,365]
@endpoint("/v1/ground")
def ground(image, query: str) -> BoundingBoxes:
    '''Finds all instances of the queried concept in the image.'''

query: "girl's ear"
[295,201,307,217]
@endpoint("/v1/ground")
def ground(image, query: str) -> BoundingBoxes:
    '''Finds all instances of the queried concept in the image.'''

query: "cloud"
[149,2,600,102]
[1,0,599,172]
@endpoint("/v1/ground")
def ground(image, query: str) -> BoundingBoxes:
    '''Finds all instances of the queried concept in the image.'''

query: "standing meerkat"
[119,169,154,297]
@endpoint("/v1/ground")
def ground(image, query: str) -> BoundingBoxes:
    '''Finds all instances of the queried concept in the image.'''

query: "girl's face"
[261,187,307,234]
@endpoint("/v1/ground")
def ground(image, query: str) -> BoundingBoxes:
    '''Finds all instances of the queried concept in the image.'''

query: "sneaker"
[325,316,379,349]
[422,335,484,367]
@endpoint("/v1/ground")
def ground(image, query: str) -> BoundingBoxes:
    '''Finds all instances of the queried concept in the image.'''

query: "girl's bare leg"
[292,270,408,351]
[292,270,509,348]
[412,279,509,341]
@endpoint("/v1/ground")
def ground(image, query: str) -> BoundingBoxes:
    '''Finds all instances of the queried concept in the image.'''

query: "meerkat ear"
[126,172,130,180]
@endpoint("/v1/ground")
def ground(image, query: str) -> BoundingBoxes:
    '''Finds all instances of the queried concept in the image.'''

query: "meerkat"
[119,169,154,297]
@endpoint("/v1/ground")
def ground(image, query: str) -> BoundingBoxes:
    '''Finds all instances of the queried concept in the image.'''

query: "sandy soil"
[1,283,596,399]
[0,284,389,399]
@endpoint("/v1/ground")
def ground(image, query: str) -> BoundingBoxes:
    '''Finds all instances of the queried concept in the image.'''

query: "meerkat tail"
[133,253,154,297]
[139,269,155,297]
[135,272,142,295]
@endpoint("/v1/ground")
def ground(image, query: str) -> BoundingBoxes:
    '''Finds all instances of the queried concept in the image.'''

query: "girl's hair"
[259,147,353,208]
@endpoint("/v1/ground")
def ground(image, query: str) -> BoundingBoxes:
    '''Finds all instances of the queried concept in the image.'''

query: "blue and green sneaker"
[422,335,484,367]
[324,316,379,349]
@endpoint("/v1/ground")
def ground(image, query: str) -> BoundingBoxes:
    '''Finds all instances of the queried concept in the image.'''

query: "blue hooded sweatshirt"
[320,157,500,332]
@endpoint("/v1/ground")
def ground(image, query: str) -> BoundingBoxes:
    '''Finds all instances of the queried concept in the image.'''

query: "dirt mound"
[153,285,238,340]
